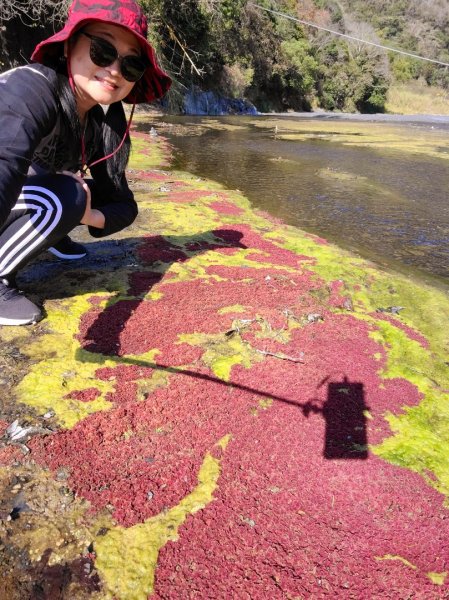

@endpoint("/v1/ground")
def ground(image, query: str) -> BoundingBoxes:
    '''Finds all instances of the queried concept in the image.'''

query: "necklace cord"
[81,102,136,176]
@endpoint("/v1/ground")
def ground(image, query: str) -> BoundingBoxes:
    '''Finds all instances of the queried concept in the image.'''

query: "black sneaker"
[48,236,87,260]
[0,278,42,326]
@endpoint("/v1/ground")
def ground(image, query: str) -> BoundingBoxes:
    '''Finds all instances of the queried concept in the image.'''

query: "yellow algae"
[375,555,417,570]
[211,354,243,381]
[136,365,173,401]
[427,572,448,585]
[366,318,449,499]
[78,347,161,369]
[251,398,274,417]
[94,435,231,600]
[146,290,164,301]
[242,315,294,344]
[375,557,448,585]
[133,184,268,241]
[178,331,261,381]
[368,321,447,393]
[162,259,225,284]
[123,348,160,364]
[0,326,33,344]
[136,197,221,236]
[129,136,168,170]
[218,304,247,314]
[217,433,232,449]
[16,295,117,428]
[266,224,449,362]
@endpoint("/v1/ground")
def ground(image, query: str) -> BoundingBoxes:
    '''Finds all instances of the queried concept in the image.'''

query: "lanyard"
[80,103,136,177]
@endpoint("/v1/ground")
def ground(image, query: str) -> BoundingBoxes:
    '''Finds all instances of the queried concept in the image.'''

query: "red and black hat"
[31,0,171,104]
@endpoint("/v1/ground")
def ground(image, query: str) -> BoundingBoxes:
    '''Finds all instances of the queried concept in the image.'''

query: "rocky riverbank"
[1,126,448,598]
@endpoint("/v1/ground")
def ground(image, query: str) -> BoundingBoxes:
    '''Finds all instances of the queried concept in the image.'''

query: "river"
[138,114,449,287]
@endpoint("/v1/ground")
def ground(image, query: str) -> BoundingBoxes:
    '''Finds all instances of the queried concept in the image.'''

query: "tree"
[0,0,69,24]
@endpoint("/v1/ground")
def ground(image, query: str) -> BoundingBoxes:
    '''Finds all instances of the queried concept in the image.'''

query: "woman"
[0,0,171,325]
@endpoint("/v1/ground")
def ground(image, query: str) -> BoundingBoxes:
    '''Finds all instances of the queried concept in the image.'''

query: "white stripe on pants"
[0,186,62,276]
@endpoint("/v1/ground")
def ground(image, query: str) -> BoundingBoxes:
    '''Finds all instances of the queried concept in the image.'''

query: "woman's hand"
[60,171,105,229]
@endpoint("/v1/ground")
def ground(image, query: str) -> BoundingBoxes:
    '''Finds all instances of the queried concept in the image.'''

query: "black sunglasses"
[80,31,147,82]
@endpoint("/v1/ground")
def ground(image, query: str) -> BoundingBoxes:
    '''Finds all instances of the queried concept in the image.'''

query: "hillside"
[1,0,449,113]
[141,0,449,113]
[337,0,449,87]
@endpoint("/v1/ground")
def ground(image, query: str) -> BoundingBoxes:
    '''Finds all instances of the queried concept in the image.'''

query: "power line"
[249,2,449,68]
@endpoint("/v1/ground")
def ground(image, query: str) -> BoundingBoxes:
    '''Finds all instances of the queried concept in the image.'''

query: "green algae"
[186,116,449,161]
[317,167,408,209]
[0,462,93,595]
[249,118,449,161]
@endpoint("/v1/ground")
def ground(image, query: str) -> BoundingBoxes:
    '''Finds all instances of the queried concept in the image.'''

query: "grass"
[386,81,449,115]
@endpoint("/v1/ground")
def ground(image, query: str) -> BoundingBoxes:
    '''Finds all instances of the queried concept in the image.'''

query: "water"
[138,115,449,285]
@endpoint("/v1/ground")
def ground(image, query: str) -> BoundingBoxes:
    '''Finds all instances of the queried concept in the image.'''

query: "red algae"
[166,190,218,203]
[208,201,245,215]
[304,232,330,245]
[29,310,448,598]
[64,388,101,403]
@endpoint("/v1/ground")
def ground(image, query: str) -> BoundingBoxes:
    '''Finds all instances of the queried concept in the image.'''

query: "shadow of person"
[28,548,101,599]
[303,375,369,459]
[20,228,246,301]
[73,228,247,355]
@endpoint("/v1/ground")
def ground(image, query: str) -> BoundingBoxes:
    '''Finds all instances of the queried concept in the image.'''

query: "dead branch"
[165,23,205,77]
[255,349,305,363]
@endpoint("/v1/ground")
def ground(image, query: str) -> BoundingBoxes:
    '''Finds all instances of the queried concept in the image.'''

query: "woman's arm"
[60,170,105,228]
[0,65,58,227]
[87,160,138,238]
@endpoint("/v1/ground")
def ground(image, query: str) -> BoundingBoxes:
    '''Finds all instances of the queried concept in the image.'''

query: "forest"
[1,0,449,113]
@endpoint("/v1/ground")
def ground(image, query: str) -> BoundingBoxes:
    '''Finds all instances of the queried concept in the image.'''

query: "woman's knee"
[53,174,88,217]
[26,173,88,225]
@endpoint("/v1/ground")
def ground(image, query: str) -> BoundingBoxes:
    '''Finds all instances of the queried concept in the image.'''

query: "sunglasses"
[80,31,147,82]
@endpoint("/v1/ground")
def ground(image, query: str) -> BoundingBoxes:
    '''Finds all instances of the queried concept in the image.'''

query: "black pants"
[0,174,88,278]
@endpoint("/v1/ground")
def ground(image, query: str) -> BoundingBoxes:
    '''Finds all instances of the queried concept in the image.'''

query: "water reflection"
[138,116,449,282]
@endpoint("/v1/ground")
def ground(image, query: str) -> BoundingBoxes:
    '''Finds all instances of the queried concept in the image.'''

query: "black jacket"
[0,63,138,237]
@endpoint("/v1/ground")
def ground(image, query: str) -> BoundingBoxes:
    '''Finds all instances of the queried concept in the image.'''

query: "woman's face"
[66,22,141,118]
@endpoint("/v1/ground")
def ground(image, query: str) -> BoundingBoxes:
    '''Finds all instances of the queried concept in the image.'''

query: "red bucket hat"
[31,0,171,104]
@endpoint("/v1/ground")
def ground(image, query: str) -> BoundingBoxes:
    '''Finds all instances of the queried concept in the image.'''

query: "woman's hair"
[101,100,131,185]
[51,45,131,186]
